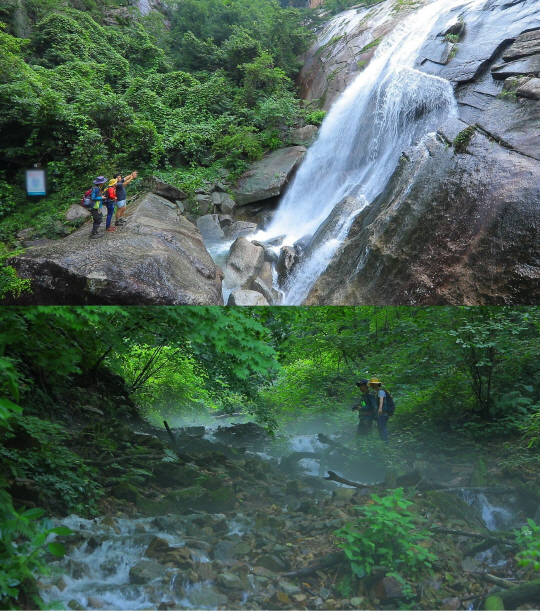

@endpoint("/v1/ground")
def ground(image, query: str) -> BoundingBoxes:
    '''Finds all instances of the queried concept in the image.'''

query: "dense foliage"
[263,307,540,439]
[1,305,540,606]
[0,0,316,256]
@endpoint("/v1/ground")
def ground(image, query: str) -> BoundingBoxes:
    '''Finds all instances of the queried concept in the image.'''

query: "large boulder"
[306,129,540,305]
[231,147,306,206]
[227,290,269,306]
[289,125,318,147]
[141,176,187,201]
[5,193,224,305]
[224,237,265,290]
[196,214,224,242]
[65,205,90,222]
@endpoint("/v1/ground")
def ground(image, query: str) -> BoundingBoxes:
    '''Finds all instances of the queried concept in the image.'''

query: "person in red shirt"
[104,179,118,232]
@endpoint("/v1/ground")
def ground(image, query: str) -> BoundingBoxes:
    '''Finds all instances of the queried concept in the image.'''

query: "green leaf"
[49,526,73,536]
[47,542,66,557]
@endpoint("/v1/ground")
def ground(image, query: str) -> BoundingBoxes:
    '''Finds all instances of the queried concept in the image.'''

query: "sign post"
[26,164,46,197]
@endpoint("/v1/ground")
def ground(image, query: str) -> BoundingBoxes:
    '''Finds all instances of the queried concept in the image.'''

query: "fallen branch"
[431,526,515,546]
[317,434,347,452]
[90,454,164,467]
[163,421,194,463]
[481,574,517,589]
[282,551,346,578]
[483,578,540,610]
[324,471,372,489]
[436,487,516,495]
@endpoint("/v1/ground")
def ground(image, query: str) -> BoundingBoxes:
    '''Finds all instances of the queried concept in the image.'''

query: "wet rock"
[517,77,540,100]
[213,540,236,563]
[6,193,224,305]
[142,176,187,201]
[65,205,90,222]
[307,130,540,305]
[217,193,236,216]
[370,576,405,602]
[144,536,172,560]
[255,554,288,573]
[278,581,301,595]
[195,194,213,215]
[276,246,298,285]
[217,572,243,589]
[232,146,306,206]
[491,54,540,79]
[112,482,139,503]
[224,221,258,239]
[256,260,274,287]
[252,277,279,305]
[152,463,199,488]
[68,600,85,610]
[332,488,355,502]
[290,125,318,147]
[293,234,313,256]
[129,559,168,584]
[227,289,269,306]
[185,426,205,437]
[502,28,540,61]
[224,237,265,290]
[196,215,224,242]
[187,584,228,607]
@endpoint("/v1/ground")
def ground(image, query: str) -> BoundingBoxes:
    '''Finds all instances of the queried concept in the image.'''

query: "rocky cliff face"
[303,0,540,305]
[5,193,224,305]
[298,2,401,110]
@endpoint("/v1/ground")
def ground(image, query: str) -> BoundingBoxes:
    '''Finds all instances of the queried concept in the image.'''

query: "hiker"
[89,176,106,238]
[351,378,375,436]
[113,171,138,226]
[104,179,118,232]
[369,378,389,443]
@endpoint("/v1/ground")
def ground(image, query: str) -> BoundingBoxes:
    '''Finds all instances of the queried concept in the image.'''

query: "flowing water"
[247,0,487,303]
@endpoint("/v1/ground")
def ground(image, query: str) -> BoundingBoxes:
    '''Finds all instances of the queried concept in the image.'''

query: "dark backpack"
[81,188,93,209]
[384,391,396,416]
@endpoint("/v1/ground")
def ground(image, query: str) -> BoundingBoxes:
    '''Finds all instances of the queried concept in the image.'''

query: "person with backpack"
[88,176,107,238]
[368,377,392,444]
[351,379,376,436]
[104,179,118,232]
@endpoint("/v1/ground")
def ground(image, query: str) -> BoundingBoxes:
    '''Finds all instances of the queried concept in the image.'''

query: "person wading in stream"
[369,377,389,444]
[352,379,376,436]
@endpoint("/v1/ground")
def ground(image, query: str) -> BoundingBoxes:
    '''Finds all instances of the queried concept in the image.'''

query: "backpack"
[81,188,93,209]
[384,391,396,416]
[104,186,116,204]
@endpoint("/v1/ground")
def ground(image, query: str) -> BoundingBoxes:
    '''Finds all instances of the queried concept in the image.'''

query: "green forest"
[0,0,325,294]
[2,305,540,610]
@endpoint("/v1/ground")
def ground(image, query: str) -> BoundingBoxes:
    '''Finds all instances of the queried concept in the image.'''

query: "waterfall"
[254,0,485,304]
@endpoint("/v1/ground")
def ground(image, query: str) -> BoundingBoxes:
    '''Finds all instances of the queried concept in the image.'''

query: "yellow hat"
[368,377,381,385]
[108,179,117,186]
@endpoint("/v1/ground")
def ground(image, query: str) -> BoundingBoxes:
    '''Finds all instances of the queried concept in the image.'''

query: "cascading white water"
[254,0,485,305]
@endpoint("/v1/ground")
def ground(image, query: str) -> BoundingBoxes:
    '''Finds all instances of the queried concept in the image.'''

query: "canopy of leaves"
[0,0,314,246]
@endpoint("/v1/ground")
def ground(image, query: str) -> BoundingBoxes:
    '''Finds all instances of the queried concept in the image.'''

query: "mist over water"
[252,0,486,303]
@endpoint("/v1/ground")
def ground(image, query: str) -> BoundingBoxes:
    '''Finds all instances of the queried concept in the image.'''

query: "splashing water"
[253,0,486,303]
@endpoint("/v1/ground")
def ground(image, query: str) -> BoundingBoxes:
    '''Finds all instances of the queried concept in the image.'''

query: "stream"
[38,424,528,610]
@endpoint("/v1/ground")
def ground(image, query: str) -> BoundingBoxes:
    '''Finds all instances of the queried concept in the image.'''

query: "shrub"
[335,488,436,578]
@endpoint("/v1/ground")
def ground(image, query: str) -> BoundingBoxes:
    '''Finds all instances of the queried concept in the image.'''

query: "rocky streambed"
[31,420,540,610]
